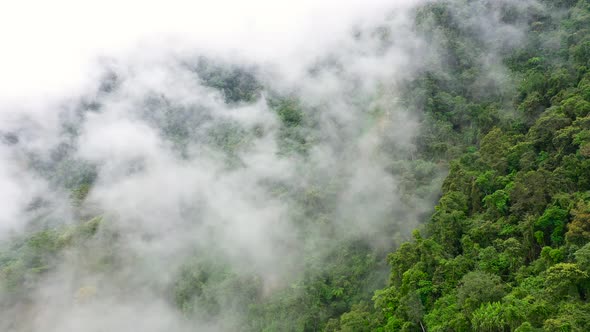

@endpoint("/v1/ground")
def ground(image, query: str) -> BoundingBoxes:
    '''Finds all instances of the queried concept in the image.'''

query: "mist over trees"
[1,0,590,331]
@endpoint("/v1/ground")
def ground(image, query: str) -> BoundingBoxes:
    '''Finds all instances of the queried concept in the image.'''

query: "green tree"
[457,271,505,316]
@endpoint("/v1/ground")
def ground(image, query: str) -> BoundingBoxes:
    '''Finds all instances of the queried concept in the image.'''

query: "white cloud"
[0,0,405,103]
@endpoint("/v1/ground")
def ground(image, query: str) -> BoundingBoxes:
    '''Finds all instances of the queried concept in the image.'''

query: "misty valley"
[1,0,590,331]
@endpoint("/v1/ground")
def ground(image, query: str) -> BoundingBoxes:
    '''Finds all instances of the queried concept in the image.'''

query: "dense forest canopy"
[1,0,590,331]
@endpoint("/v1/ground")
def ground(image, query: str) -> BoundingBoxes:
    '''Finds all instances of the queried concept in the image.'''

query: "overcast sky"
[0,0,407,103]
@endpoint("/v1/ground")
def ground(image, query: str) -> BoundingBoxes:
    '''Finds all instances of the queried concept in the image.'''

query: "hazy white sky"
[0,0,403,102]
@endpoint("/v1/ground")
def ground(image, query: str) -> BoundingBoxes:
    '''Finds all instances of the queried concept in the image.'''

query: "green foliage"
[0,217,105,298]
[457,271,505,315]
[335,2,590,329]
[471,302,509,332]
[194,58,261,103]
[567,200,590,246]
[5,1,590,331]
[535,206,569,246]
[543,263,588,300]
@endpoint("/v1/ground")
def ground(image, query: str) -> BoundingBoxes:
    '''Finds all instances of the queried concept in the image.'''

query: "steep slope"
[329,1,590,331]
[1,1,589,332]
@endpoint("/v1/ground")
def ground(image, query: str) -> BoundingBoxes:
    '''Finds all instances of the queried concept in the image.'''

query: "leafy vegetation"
[327,1,590,330]
[2,0,590,331]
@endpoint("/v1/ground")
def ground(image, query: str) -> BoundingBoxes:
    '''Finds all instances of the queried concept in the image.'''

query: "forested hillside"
[329,0,590,330]
[1,0,590,331]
